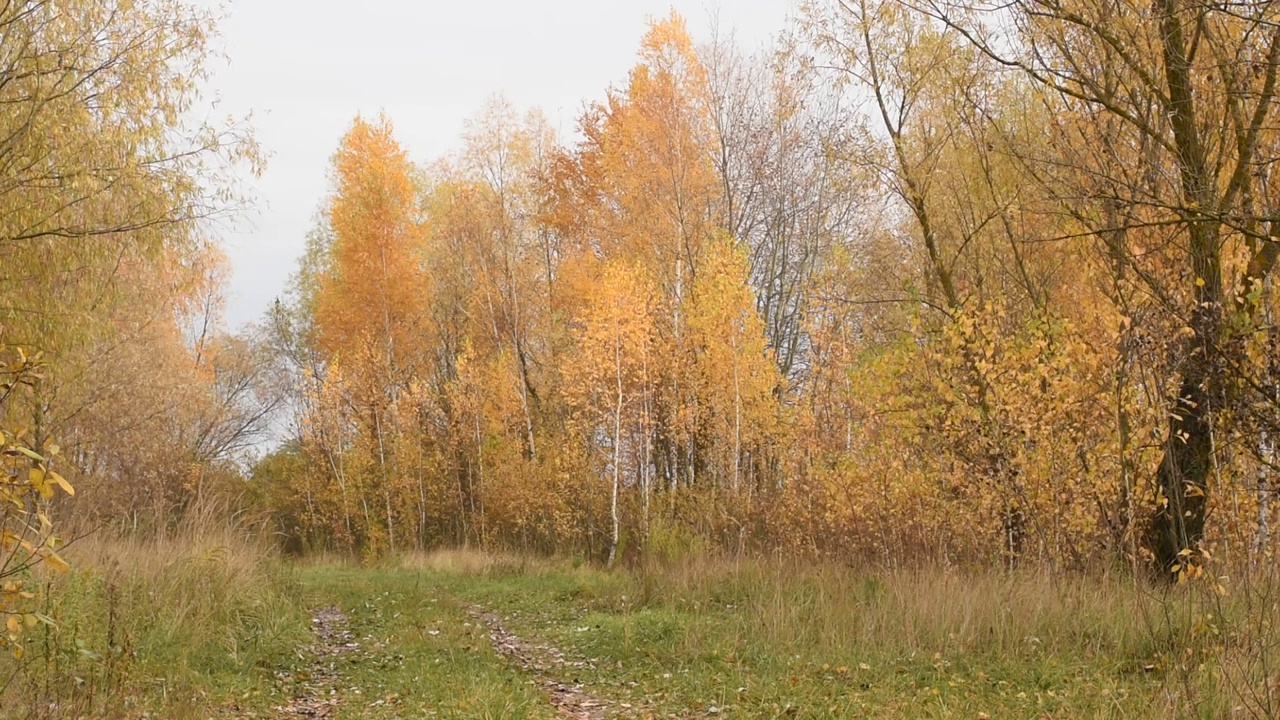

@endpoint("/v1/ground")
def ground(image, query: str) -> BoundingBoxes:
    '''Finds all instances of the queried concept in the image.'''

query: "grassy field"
[7,544,1275,719]
[429,559,1157,718]
[289,552,1261,719]
[1,518,309,719]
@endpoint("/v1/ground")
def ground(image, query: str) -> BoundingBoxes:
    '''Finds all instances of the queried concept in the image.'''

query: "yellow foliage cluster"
[0,348,73,657]
[260,5,1280,577]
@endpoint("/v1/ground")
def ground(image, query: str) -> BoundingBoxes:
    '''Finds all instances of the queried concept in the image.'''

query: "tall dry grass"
[418,547,1280,718]
[397,546,537,575]
[621,555,1151,659]
[632,555,1280,718]
[0,499,308,719]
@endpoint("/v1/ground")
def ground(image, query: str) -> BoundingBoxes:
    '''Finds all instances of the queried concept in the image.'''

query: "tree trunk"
[1147,0,1221,576]
[608,398,622,569]
[607,335,624,569]
[374,409,395,554]
[1256,426,1272,559]
[1150,369,1213,572]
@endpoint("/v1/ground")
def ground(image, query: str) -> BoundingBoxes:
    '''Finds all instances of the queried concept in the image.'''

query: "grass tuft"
[0,503,308,719]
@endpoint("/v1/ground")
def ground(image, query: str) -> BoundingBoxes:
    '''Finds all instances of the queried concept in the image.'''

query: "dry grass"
[637,556,1156,660]
[397,546,555,575]
[5,523,1278,719]
[446,551,1280,717]
[0,500,308,719]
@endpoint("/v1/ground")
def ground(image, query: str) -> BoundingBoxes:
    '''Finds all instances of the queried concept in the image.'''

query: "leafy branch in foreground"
[0,345,72,659]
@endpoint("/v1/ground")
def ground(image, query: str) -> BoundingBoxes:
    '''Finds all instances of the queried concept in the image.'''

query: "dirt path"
[470,605,635,719]
[268,601,650,719]
[276,606,362,718]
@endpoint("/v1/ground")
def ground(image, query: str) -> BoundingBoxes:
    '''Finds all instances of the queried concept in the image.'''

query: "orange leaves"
[685,234,784,485]
[294,115,434,555]
[263,7,1277,573]
[316,114,427,369]
[566,262,659,420]
[556,14,719,294]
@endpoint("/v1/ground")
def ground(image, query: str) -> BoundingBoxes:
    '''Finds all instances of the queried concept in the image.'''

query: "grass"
[283,551,1233,718]
[0,510,310,719]
[7,541,1277,718]
[430,553,1169,718]
[293,563,554,719]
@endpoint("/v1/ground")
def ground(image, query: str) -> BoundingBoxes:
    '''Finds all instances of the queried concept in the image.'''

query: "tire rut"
[469,605,638,719]
[275,605,362,718]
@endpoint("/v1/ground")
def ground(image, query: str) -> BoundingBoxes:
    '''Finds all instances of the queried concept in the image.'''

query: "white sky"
[207,1,798,329]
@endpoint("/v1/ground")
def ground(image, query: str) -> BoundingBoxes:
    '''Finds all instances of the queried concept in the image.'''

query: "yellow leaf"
[49,471,73,496]
[43,552,69,573]
[27,467,51,499]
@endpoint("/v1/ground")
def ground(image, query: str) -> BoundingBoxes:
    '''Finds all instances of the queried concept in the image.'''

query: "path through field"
[277,606,360,718]
[272,598,659,719]
[261,562,1165,719]
[469,605,631,719]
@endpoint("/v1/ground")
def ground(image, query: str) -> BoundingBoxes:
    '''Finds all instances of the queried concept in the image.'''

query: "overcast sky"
[206,1,798,329]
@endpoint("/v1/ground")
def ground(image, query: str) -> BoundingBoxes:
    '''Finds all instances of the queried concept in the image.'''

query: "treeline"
[254,2,1280,576]
[0,0,285,659]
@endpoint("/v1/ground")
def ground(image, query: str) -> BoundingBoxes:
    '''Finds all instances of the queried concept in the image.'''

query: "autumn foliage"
[0,0,1268,597]
[248,7,1280,580]
[0,0,272,662]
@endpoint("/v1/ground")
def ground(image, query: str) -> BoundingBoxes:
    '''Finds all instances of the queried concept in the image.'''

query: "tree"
[917,0,1280,572]
[565,263,658,566]
[556,13,724,492]
[0,0,260,530]
[703,30,867,383]
[312,114,427,555]
[686,233,781,493]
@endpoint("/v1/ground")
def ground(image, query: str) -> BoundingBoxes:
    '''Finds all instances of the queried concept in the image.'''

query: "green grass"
[12,543,1275,718]
[294,551,1227,718]
[293,564,554,719]
[1,523,311,719]
[420,554,1168,719]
